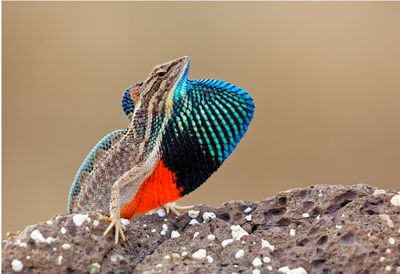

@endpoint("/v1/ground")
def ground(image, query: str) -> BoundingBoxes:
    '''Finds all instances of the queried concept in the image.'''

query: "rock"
[2,184,400,273]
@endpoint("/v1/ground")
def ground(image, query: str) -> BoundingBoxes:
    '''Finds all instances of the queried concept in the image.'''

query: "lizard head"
[121,56,190,120]
[137,56,190,114]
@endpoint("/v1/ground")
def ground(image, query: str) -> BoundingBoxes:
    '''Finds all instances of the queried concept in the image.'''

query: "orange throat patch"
[120,160,182,218]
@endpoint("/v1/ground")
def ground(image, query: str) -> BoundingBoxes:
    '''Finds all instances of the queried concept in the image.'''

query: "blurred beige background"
[3,3,400,235]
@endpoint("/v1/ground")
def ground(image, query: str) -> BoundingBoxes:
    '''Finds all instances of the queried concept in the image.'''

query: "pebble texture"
[2,184,400,273]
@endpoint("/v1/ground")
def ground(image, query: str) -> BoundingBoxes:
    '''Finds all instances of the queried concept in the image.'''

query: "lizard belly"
[120,160,183,218]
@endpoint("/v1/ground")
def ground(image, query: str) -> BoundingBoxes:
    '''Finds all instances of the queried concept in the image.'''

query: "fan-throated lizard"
[67,56,255,244]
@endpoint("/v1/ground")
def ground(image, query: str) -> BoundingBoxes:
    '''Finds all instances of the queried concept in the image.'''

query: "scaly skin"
[68,56,255,244]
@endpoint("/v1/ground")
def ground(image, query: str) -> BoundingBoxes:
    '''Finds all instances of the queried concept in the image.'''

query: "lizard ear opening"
[121,82,143,119]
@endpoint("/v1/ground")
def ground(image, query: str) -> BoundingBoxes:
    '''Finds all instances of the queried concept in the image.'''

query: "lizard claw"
[102,216,126,244]
[163,202,194,216]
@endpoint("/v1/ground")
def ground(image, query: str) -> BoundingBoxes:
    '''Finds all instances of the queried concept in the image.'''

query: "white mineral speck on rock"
[207,234,216,240]
[110,254,124,262]
[11,259,23,272]
[245,215,252,221]
[171,231,180,238]
[335,225,342,229]
[261,239,275,252]
[151,229,156,233]
[171,253,180,259]
[120,219,130,226]
[279,266,308,274]
[189,219,199,225]
[57,255,63,265]
[290,229,296,237]
[207,255,213,263]
[143,224,147,228]
[46,220,53,225]
[302,213,310,218]
[379,256,385,262]
[188,210,200,218]
[252,269,261,274]
[193,232,200,239]
[164,255,170,260]
[231,225,249,240]
[396,266,400,273]
[279,266,290,273]
[157,208,166,217]
[88,262,101,274]
[386,266,392,272]
[244,207,252,213]
[263,256,271,263]
[202,212,216,222]
[252,257,262,267]
[26,256,31,260]
[235,249,245,259]
[73,214,89,226]
[93,220,100,227]
[192,249,207,260]
[373,189,386,195]
[30,229,45,242]
[391,195,400,207]
[155,263,163,268]
[181,251,188,257]
[388,237,396,245]
[267,265,273,271]
[60,227,67,234]
[160,224,168,236]
[221,239,234,248]
[379,214,394,228]
[62,243,71,250]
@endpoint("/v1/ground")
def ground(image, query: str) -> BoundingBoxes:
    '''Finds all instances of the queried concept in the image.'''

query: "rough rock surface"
[2,184,400,273]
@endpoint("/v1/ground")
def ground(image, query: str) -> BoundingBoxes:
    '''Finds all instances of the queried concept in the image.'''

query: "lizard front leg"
[103,183,126,244]
[102,162,153,244]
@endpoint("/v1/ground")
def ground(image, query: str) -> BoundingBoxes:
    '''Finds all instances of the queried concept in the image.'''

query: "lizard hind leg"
[163,202,194,216]
[103,215,126,244]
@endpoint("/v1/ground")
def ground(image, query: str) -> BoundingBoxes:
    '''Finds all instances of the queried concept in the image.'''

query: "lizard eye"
[157,70,167,77]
